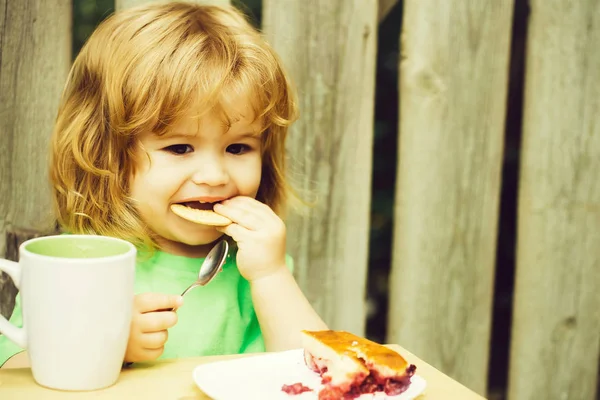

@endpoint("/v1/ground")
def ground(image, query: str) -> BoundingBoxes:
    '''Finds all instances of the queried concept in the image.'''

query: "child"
[0,1,327,368]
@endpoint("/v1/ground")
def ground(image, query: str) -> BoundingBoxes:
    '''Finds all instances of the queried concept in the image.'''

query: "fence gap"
[486,1,529,398]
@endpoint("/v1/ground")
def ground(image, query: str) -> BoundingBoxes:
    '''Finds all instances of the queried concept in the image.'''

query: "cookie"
[170,204,232,227]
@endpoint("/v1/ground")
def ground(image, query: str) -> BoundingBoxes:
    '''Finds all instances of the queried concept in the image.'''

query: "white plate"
[193,349,427,400]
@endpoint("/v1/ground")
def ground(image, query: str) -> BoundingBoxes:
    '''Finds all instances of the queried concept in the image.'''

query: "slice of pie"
[299,330,416,399]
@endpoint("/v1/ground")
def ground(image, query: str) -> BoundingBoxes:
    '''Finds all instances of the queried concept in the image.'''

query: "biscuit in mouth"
[170,203,232,227]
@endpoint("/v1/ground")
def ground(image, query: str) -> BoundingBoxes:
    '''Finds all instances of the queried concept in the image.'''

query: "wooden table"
[0,346,486,399]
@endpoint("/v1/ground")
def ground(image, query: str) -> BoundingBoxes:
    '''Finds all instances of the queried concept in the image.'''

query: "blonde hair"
[49,1,298,251]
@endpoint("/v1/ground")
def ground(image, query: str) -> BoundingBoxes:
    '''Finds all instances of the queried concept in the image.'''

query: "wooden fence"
[1,1,598,399]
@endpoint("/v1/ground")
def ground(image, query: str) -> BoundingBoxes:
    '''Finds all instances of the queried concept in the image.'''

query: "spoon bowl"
[181,239,229,296]
[161,239,229,312]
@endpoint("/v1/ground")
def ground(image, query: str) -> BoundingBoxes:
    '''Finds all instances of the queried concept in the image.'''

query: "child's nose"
[190,157,229,186]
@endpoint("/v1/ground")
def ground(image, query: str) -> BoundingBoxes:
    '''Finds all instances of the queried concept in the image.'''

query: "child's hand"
[124,293,183,363]
[214,196,287,282]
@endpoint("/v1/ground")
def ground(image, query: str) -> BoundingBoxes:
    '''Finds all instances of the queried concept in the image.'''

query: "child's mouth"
[182,201,216,211]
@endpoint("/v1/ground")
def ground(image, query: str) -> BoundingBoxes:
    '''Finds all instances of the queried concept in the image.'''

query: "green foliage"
[73,0,115,58]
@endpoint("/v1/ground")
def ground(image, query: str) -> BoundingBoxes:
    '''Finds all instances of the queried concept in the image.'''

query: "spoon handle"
[180,283,199,298]
[157,283,198,312]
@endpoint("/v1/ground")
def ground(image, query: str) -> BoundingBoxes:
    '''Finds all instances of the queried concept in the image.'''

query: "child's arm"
[215,197,328,351]
[250,267,328,351]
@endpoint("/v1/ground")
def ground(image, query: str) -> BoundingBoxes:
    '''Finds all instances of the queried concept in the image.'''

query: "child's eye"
[227,144,251,155]
[164,144,193,155]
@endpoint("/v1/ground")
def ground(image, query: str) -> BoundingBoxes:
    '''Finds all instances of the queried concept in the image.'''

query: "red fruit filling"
[282,383,314,395]
[282,352,416,399]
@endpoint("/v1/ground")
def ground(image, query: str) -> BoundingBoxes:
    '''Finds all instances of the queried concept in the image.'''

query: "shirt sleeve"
[0,294,26,367]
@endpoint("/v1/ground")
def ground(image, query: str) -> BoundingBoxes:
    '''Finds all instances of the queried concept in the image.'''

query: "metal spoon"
[181,239,229,296]
[162,239,229,311]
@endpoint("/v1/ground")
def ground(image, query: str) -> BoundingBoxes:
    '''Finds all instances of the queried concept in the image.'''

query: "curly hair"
[49,1,298,251]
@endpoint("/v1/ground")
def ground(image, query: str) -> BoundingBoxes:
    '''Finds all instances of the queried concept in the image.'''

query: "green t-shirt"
[0,248,293,366]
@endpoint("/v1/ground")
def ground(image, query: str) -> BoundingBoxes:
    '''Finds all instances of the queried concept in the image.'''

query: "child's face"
[129,102,263,257]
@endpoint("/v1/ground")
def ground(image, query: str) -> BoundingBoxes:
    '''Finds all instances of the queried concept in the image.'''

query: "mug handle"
[0,259,27,348]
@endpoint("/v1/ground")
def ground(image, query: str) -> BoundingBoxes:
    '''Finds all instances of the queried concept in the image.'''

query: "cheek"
[230,157,262,194]
[132,153,180,191]
[128,173,144,200]
[129,167,169,207]
[128,151,151,193]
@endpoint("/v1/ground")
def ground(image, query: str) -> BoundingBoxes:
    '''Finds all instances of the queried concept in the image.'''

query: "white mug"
[0,234,136,391]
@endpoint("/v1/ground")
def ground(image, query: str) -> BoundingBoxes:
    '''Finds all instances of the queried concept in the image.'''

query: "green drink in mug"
[0,235,136,391]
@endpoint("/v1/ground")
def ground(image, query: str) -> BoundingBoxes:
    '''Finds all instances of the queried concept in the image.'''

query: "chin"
[179,232,224,247]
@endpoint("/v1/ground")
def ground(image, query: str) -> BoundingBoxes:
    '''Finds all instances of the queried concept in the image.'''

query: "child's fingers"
[140,330,169,350]
[136,347,164,362]
[219,196,274,216]
[235,196,276,215]
[134,293,183,313]
[124,341,165,363]
[216,222,250,242]
[214,202,262,231]
[137,311,178,333]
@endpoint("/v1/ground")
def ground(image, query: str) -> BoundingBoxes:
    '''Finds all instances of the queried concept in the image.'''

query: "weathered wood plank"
[508,1,600,399]
[0,274,16,319]
[263,0,378,335]
[116,0,230,10]
[0,0,70,315]
[0,229,57,319]
[387,0,514,395]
